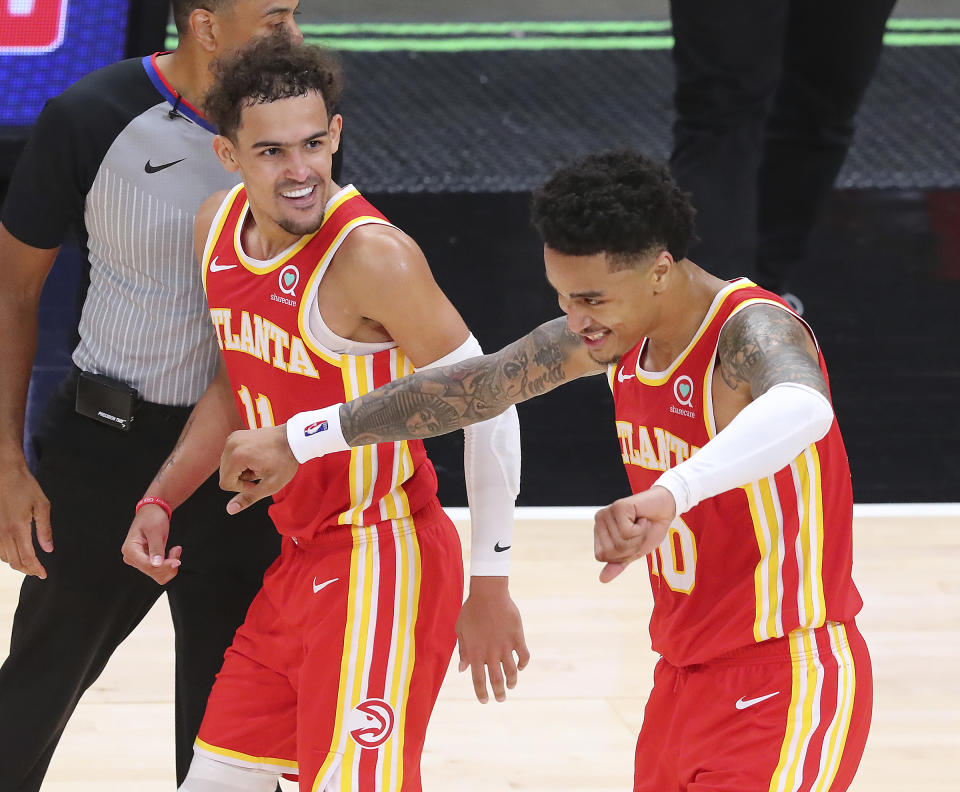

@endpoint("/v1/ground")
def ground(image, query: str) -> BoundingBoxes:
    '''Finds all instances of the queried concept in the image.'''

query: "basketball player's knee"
[178,752,280,792]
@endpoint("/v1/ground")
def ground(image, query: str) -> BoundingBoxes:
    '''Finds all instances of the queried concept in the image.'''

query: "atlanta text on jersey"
[209,307,320,379]
[615,421,701,472]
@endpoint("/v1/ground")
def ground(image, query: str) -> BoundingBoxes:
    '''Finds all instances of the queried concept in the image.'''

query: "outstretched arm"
[341,316,593,444]
[220,316,599,510]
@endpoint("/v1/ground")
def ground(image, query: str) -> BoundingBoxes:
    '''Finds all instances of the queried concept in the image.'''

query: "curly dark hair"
[531,151,698,269]
[204,36,344,140]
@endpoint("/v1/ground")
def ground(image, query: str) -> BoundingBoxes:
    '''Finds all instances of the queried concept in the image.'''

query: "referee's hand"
[0,457,53,578]
[220,425,299,514]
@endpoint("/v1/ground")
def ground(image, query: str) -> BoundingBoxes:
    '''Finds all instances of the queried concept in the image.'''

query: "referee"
[0,3,309,789]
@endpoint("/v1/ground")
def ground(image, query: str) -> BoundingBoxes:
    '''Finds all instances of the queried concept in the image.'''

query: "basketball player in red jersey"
[222,151,873,791]
[120,38,527,792]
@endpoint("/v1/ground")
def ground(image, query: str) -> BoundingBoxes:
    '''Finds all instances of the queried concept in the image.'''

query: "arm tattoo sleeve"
[341,317,588,445]
[717,305,830,400]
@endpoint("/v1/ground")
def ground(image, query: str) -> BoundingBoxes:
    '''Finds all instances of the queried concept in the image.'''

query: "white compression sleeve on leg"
[655,382,834,516]
[416,334,520,576]
[179,752,281,792]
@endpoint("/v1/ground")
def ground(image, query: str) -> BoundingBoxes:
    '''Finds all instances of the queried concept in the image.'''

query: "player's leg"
[682,621,872,791]
[755,0,896,295]
[299,504,463,792]
[179,752,281,792]
[632,658,684,792]
[187,542,300,784]
[0,375,168,791]
[813,621,872,791]
[166,482,280,785]
[668,0,788,280]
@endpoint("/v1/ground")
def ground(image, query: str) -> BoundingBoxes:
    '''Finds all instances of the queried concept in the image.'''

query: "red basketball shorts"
[194,500,463,792]
[634,620,872,792]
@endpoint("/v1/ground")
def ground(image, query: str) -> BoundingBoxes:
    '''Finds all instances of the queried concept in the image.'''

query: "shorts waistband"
[678,620,862,669]
[284,499,448,551]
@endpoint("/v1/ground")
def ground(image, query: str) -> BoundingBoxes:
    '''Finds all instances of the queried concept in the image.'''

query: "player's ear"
[213,135,240,172]
[328,114,343,155]
[650,250,674,294]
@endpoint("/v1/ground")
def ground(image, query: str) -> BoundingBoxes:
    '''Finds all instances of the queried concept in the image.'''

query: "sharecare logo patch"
[673,375,694,407]
[278,264,300,296]
[304,420,328,436]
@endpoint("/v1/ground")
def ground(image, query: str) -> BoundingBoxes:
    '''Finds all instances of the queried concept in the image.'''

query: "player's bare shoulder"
[717,302,827,399]
[334,222,430,283]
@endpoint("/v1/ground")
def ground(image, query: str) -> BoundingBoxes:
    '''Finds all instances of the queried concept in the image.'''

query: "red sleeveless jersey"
[202,184,439,539]
[609,279,862,666]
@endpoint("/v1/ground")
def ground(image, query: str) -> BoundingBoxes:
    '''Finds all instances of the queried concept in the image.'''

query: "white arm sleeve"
[655,382,834,516]
[416,334,520,576]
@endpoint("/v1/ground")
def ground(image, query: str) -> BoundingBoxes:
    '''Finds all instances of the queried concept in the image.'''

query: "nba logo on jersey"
[304,420,329,436]
[348,698,395,749]
[0,0,68,53]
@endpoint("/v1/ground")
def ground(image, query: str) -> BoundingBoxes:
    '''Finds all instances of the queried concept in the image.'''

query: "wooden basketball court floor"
[1,507,956,791]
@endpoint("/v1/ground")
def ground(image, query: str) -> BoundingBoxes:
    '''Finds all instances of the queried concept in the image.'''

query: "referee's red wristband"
[136,496,172,521]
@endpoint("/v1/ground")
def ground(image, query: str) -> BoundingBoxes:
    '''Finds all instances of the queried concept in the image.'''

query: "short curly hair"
[204,36,343,141]
[531,151,697,269]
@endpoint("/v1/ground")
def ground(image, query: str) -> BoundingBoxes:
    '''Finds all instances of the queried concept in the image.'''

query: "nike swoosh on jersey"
[735,691,780,710]
[494,542,511,552]
[312,577,340,594]
[617,367,635,382]
[144,158,186,174]
[208,257,237,272]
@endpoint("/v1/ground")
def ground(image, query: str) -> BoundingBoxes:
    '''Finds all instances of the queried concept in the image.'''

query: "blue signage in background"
[0,0,130,126]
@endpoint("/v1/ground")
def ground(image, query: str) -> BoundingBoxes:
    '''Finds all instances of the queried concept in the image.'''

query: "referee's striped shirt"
[3,54,241,406]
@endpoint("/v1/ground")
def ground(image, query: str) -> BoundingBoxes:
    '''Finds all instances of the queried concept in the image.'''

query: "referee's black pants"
[669,0,896,291]
[0,371,281,791]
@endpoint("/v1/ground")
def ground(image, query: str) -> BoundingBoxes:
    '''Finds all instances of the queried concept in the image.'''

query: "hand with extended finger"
[0,453,53,578]
[593,486,677,583]
[456,576,530,704]
[121,499,181,584]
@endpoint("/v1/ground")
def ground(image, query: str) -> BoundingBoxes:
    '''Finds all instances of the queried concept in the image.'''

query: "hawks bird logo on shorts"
[348,698,395,749]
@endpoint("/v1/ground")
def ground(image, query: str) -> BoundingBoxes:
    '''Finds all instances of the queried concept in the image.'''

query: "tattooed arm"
[219,317,601,512]
[121,361,242,583]
[717,303,829,402]
[341,317,600,445]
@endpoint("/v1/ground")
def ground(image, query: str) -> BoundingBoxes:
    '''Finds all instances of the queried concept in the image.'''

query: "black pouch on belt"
[75,370,138,431]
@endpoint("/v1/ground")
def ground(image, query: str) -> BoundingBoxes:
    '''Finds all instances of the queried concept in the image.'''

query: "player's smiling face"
[230,91,342,239]
[544,246,661,366]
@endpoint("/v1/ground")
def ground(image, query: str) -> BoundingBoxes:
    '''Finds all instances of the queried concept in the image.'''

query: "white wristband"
[285,404,350,463]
